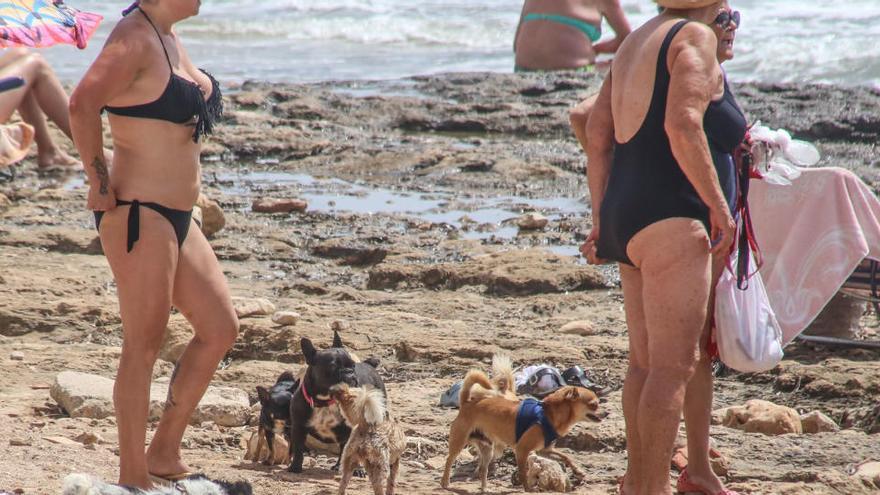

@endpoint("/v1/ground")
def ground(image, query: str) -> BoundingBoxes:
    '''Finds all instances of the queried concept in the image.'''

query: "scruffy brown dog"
[329,384,406,495]
[441,370,604,492]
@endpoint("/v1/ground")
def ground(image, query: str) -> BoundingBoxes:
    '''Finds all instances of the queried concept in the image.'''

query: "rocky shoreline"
[0,72,878,494]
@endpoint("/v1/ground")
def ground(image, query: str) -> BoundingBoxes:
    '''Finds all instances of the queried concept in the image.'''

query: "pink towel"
[750,167,880,344]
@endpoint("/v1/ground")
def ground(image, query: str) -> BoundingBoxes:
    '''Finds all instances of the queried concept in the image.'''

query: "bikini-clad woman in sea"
[514,0,631,71]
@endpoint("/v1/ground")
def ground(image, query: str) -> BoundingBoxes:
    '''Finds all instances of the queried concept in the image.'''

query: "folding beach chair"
[840,258,880,316]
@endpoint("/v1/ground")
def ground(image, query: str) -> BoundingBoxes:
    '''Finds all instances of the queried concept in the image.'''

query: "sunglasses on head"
[714,10,741,29]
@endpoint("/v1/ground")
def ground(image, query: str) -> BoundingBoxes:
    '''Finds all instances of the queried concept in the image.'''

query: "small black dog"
[256,370,299,465]
[287,330,385,473]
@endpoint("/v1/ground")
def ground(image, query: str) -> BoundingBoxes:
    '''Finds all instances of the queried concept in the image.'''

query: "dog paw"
[287,464,303,473]
[353,467,367,478]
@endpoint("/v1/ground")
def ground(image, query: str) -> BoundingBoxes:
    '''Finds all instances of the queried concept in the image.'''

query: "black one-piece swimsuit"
[596,20,747,266]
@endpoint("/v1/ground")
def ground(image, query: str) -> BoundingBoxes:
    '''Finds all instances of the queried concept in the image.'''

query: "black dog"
[256,371,299,465]
[287,330,385,473]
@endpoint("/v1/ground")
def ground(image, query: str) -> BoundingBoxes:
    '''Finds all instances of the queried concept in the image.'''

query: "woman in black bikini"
[69,0,236,489]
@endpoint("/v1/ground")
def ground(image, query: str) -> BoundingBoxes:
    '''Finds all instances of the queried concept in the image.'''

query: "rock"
[805,292,864,340]
[159,317,191,363]
[9,351,24,361]
[271,311,300,326]
[394,341,421,362]
[232,297,276,318]
[252,198,308,214]
[369,249,605,296]
[50,371,251,426]
[523,455,571,492]
[9,438,30,446]
[850,461,880,489]
[43,436,80,446]
[243,429,290,465]
[800,411,840,434]
[713,399,803,435]
[0,192,10,207]
[311,239,387,266]
[196,193,226,237]
[74,432,104,445]
[331,320,350,332]
[516,213,549,230]
[559,320,595,336]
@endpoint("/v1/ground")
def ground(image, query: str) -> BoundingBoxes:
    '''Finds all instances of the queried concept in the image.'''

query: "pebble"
[252,198,308,214]
[516,212,548,230]
[9,351,24,361]
[271,311,300,326]
[560,320,595,336]
[9,438,30,446]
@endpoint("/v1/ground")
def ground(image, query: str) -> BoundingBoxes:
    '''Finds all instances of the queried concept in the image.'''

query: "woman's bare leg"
[681,254,727,493]
[627,218,712,495]
[99,207,179,489]
[0,52,75,169]
[146,222,239,477]
[618,263,650,494]
[18,92,77,169]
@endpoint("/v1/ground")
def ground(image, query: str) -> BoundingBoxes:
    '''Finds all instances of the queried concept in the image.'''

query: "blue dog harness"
[515,398,558,447]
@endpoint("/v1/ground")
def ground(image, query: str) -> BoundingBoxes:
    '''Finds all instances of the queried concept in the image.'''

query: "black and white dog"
[287,331,384,473]
[62,473,252,495]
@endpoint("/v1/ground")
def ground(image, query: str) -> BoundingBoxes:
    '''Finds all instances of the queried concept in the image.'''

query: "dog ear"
[301,338,317,365]
[256,386,271,405]
[332,330,344,348]
[564,387,580,401]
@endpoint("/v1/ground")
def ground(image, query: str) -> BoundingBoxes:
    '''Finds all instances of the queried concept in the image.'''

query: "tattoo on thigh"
[92,156,109,195]
[165,363,180,411]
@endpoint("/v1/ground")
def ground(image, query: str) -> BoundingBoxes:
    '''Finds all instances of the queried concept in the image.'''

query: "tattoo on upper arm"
[92,156,109,195]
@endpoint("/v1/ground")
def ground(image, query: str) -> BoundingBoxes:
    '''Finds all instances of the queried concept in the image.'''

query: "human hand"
[709,206,736,256]
[87,184,116,211]
[580,226,608,265]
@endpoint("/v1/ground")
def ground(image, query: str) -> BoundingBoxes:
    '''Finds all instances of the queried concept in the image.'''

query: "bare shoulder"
[669,21,716,54]
[102,15,152,56]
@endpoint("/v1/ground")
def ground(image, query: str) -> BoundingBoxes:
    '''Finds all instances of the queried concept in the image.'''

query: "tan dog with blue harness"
[441,370,605,492]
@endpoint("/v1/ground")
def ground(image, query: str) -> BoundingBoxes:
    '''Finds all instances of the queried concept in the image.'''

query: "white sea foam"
[42,0,880,85]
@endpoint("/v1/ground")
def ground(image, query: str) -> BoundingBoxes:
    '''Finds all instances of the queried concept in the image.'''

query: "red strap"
[299,379,336,408]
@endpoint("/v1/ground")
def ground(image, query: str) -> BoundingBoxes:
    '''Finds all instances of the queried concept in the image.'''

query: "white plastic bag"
[714,252,784,373]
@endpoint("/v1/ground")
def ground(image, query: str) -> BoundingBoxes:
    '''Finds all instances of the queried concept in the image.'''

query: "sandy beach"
[0,71,878,494]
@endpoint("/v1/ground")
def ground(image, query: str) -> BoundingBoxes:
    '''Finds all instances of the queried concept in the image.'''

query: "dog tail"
[491,354,515,396]
[460,369,493,404]
[61,473,95,495]
[356,386,387,426]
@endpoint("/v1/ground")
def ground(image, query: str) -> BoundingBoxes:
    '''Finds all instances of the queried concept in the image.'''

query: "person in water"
[514,0,631,72]
[581,0,745,494]
[68,0,235,489]
[0,48,79,171]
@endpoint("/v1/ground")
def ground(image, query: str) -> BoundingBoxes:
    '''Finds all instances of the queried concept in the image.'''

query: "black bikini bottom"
[94,199,193,253]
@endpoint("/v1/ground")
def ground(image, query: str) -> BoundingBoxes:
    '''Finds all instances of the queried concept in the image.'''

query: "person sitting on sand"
[514,0,631,72]
[581,1,744,494]
[69,0,235,489]
[0,48,79,172]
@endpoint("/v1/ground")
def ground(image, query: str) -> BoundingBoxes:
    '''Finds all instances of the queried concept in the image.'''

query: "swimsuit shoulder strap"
[137,7,174,70]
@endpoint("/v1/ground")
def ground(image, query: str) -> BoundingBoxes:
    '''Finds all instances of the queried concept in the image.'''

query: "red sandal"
[676,467,740,495]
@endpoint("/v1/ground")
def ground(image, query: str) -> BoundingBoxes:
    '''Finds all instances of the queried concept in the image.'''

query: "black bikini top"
[104,7,222,143]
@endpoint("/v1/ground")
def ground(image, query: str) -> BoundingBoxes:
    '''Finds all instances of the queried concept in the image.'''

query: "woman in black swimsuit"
[582,1,743,494]
[69,0,236,489]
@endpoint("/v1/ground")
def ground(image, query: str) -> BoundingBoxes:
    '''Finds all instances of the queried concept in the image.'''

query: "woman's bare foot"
[145,449,193,481]
[37,147,78,171]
